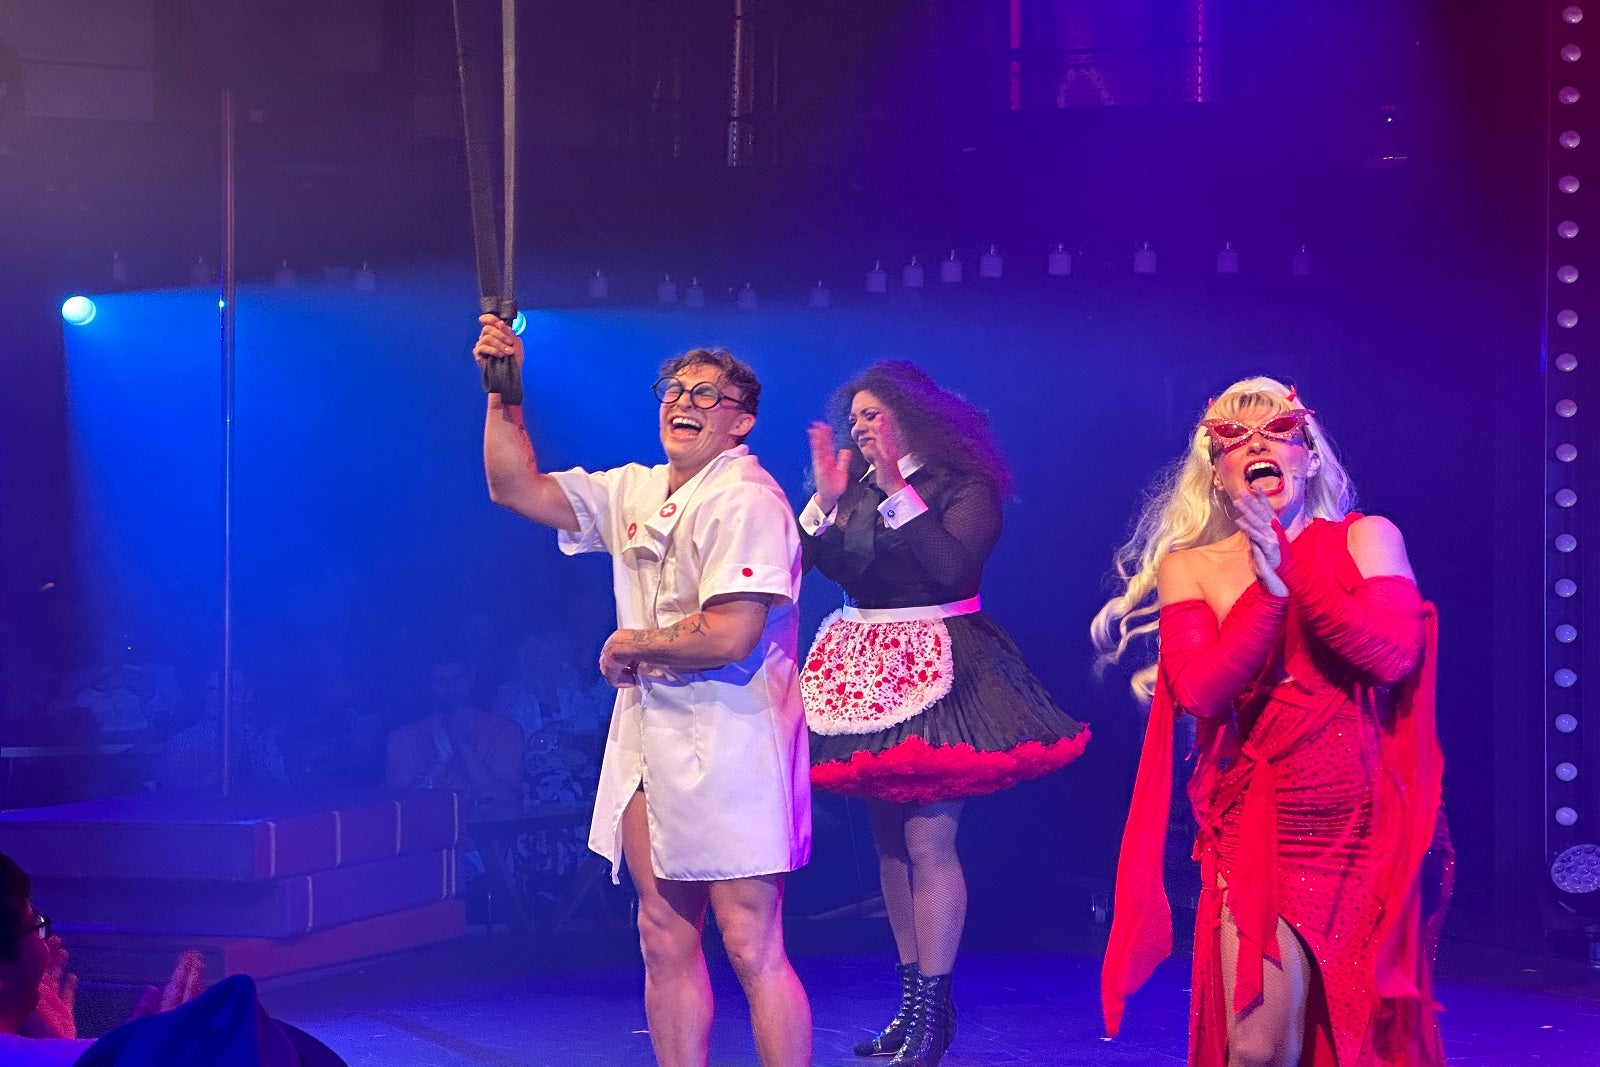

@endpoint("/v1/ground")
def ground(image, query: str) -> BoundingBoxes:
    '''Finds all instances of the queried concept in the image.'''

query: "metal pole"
[220,87,237,797]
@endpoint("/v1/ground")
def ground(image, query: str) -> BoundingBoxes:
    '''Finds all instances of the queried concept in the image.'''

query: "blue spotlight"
[511,310,527,336]
[61,295,97,326]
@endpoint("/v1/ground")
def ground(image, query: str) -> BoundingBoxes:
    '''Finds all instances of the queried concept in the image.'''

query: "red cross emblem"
[659,503,677,518]
[627,522,637,539]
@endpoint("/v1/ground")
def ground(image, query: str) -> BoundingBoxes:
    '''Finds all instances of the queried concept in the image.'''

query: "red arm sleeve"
[1101,677,1176,1036]
[1279,526,1425,685]
[1160,585,1289,718]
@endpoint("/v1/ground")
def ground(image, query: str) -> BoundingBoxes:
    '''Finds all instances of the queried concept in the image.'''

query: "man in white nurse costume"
[472,316,812,1067]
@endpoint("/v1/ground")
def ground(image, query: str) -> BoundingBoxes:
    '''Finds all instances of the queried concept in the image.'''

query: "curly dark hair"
[824,360,1014,499]
[0,851,29,962]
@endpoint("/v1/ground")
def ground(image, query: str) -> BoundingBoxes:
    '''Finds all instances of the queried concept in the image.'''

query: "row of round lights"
[1549,1,1598,900]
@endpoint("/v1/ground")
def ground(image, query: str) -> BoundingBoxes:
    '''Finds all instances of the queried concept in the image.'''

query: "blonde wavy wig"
[1089,377,1355,701]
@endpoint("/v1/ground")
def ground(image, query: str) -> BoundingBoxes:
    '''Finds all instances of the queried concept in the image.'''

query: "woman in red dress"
[1093,377,1450,1067]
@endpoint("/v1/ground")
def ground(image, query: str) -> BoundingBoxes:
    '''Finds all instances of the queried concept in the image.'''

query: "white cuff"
[878,484,927,529]
[799,494,837,535]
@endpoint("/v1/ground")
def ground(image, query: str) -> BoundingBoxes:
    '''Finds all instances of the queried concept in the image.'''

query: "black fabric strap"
[452,0,522,405]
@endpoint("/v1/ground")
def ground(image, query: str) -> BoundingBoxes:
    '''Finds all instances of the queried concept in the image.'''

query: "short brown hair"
[659,348,762,416]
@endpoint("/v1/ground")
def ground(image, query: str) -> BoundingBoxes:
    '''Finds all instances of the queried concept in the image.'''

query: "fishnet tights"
[867,798,967,975]
[1219,897,1313,1067]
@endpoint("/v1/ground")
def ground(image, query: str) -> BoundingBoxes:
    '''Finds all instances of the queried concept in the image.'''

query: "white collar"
[665,444,749,498]
[862,453,923,482]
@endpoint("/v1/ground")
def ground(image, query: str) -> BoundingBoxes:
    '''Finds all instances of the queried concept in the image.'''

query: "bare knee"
[637,900,702,975]
[719,914,785,983]
[1228,1029,1283,1067]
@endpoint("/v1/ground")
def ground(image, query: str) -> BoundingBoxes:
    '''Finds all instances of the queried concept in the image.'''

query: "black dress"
[800,463,1089,804]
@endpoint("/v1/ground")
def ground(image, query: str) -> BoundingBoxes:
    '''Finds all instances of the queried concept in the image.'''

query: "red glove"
[1159,585,1289,718]
[1278,525,1424,685]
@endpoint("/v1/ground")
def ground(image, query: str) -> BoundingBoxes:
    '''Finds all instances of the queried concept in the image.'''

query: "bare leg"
[1219,900,1312,1067]
[903,800,966,976]
[709,874,813,1067]
[621,791,713,1067]
[867,799,918,965]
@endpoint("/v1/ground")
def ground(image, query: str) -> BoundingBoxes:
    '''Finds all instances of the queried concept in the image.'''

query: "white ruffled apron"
[800,596,981,736]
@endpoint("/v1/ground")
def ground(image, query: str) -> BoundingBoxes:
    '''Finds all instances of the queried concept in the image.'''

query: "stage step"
[0,790,467,983]
[62,898,467,985]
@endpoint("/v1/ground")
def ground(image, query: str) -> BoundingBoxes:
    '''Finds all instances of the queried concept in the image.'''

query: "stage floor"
[256,931,1600,1066]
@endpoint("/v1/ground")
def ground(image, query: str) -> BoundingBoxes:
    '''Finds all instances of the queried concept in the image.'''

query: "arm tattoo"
[632,613,712,648]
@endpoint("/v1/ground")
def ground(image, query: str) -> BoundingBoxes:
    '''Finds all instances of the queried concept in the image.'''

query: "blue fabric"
[74,974,344,1067]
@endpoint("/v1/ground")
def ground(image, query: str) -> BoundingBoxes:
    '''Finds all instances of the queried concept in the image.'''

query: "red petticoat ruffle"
[811,730,1091,805]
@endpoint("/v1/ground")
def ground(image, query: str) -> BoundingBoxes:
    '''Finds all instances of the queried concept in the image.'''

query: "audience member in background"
[494,629,610,736]
[494,629,607,881]
[0,851,206,1066]
[516,720,602,879]
[160,669,288,794]
[386,656,524,819]
[285,671,386,790]
[48,632,181,740]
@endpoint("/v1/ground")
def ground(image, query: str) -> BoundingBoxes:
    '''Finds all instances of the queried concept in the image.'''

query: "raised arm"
[476,315,581,531]
[798,422,870,582]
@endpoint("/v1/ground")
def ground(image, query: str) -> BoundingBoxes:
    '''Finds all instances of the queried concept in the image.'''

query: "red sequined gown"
[1102,514,1450,1067]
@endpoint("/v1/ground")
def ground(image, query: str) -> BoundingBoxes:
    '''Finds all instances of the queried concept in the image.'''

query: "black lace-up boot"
[886,971,954,1067]
[854,961,920,1056]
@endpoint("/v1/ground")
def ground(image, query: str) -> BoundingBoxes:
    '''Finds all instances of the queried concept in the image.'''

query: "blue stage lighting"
[61,295,97,326]
[511,310,527,336]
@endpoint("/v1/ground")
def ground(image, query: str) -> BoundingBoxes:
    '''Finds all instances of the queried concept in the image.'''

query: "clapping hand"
[1231,488,1289,596]
[20,936,78,1039]
[130,950,207,1019]
[808,422,852,513]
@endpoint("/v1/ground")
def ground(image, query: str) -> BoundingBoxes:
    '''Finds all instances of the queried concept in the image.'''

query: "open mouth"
[668,414,704,439]
[1245,460,1284,495]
